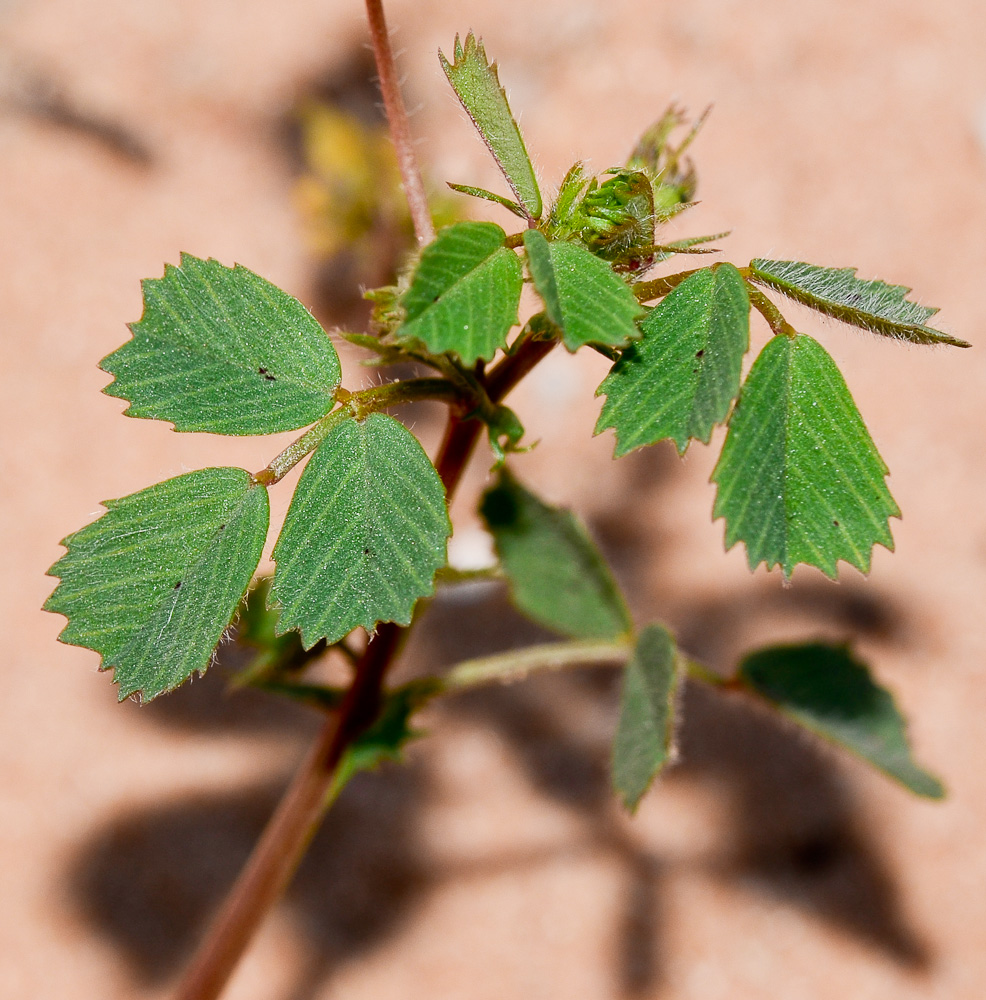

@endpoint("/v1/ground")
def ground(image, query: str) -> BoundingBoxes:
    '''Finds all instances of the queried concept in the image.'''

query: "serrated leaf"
[596,264,750,455]
[101,255,342,434]
[612,624,680,811]
[738,643,943,798]
[397,222,522,364]
[271,413,450,647]
[749,258,969,348]
[522,230,644,352]
[44,468,269,701]
[481,470,632,641]
[440,33,542,220]
[712,334,899,578]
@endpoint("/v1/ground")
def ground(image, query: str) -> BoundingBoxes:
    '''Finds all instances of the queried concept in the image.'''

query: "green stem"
[632,266,704,302]
[746,283,798,338]
[254,378,467,486]
[439,641,728,692]
[682,655,730,687]
[443,640,631,690]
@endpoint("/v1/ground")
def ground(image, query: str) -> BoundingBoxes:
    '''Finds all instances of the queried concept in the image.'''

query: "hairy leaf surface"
[712,334,898,578]
[481,471,632,641]
[739,643,943,798]
[596,264,749,455]
[523,230,643,352]
[612,625,680,811]
[749,258,969,347]
[102,255,342,434]
[45,468,269,700]
[271,413,450,647]
[440,33,542,220]
[398,222,522,363]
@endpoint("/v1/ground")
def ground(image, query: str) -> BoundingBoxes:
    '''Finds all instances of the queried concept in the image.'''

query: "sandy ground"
[3,1,986,997]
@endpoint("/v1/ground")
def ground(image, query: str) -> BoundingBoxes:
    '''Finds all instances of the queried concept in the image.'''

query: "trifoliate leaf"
[522,230,643,352]
[101,255,342,434]
[397,222,522,364]
[440,33,542,220]
[612,624,680,811]
[44,468,269,701]
[271,413,450,647]
[712,334,899,578]
[748,258,969,348]
[481,470,633,641]
[596,264,749,455]
[738,643,944,798]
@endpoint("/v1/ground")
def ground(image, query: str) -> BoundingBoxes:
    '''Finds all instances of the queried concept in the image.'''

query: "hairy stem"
[365,0,435,245]
[746,284,798,338]
[632,266,704,302]
[443,639,632,689]
[254,377,468,486]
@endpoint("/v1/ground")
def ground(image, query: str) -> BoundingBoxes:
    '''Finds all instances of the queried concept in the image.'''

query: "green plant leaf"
[522,230,644,352]
[334,679,441,790]
[101,254,342,434]
[447,182,528,220]
[738,643,944,798]
[480,470,633,641]
[271,413,451,647]
[651,231,730,264]
[748,258,969,348]
[712,334,899,578]
[397,222,522,364]
[440,33,542,220]
[44,468,269,701]
[484,404,526,464]
[612,624,680,811]
[596,264,750,455]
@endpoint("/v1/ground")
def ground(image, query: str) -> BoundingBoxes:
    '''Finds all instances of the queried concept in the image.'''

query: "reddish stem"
[364,0,435,245]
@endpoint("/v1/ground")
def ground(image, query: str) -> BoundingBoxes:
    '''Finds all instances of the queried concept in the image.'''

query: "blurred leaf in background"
[292,99,458,322]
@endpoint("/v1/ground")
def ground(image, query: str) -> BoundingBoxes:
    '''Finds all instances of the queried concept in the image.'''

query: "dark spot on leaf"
[695,349,705,358]
[833,520,840,527]
[174,581,182,590]
[364,548,371,556]
[218,524,226,530]
[258,367,276,382]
